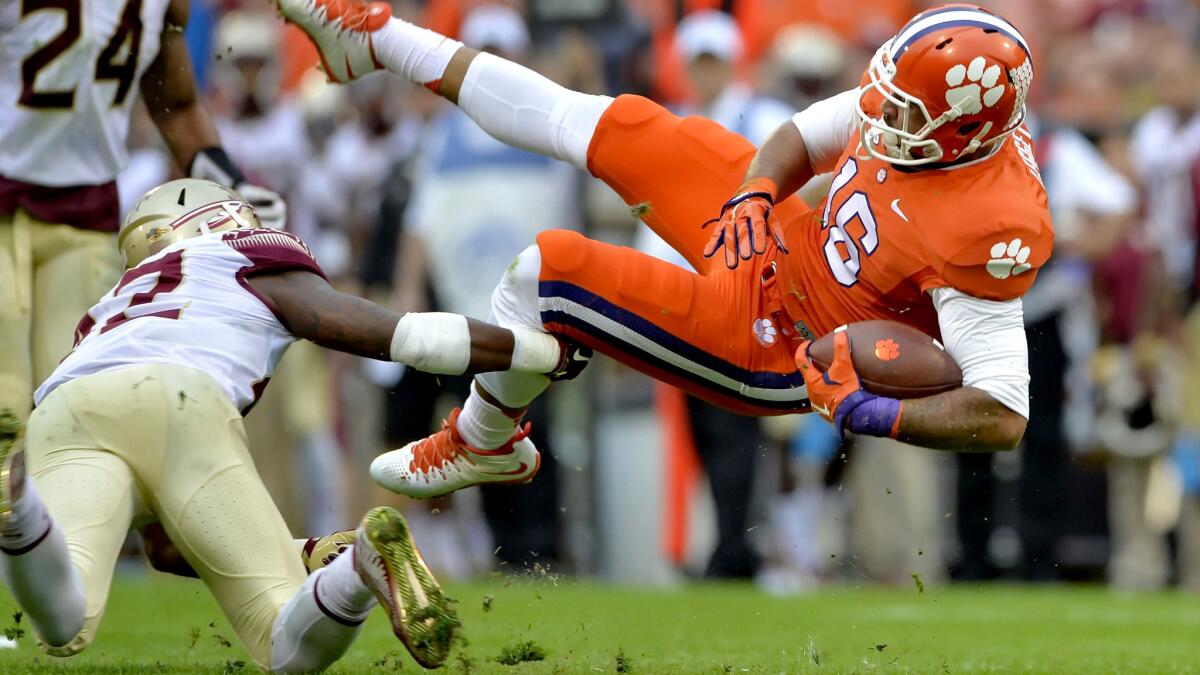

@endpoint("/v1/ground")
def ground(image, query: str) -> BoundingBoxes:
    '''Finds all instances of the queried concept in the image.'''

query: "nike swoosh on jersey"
[811,403,832,418]
[890,198,910,223]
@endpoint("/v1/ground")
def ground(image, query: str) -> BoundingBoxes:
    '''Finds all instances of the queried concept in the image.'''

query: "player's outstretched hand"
[703,177,788,270]
[237,183,287,230]
[797,329,902,439]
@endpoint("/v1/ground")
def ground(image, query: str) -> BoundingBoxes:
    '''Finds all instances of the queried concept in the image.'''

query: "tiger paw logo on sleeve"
[986,239,1033,279]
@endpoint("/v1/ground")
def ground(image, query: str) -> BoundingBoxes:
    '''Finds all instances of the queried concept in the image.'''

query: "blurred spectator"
[671,11,793,142]
[758,24,847,203]
[388,5,581,575]
[1093,338,1183,590]
[748,0,915,53]
[756,415,840,594]
[211,11,310,200]
[848,437,947,586]
[1177,311,1200,591]
[760,24,846,112]
[1097,30,1200,590]
[1130,38,1200,294]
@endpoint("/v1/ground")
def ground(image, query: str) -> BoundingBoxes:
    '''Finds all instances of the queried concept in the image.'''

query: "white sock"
[373,17,462,86]
[269,566,365,673]
[463,243,553,439]
[457,381,520,450]
[0,478,50,550]
[458,52,612,170]
[314,547,375,621]
[0,482,85,647]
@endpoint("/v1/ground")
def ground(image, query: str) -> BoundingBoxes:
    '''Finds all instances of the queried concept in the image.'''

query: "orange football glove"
[702,176,788,270]
[797,330,903,438]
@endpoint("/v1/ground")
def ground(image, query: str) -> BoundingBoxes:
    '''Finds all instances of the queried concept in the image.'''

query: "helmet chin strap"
[958,121,994,157]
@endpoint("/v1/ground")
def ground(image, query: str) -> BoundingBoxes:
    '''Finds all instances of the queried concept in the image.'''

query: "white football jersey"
[0,0,169,186]
[35,228,327,413]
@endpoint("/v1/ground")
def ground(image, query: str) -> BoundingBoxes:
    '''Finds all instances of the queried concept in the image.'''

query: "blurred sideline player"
[0,178,584,670]
[211,9,346,536]
[633,10,790,579]
[0,0,284,425]
[278,3,1051,497]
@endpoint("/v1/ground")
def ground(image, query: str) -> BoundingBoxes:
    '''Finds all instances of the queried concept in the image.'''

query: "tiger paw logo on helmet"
[855,4,1033,166]
[945,56,1005,115]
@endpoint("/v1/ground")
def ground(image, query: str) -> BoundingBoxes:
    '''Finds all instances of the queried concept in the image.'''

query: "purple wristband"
[837,393,902,438]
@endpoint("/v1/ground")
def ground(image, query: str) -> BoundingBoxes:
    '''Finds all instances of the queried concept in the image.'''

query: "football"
[807,320,963,399]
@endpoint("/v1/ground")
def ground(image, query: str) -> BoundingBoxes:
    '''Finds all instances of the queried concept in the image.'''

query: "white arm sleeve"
[930,287,1030,419]
[791,89,860,175]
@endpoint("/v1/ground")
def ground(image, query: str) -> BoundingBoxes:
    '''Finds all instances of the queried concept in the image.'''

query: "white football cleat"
[354,506,458,668]
[370,408,540,498]
[274,0,391,83]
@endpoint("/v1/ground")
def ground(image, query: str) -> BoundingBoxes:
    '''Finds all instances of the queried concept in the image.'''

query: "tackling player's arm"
[247,270,584,378]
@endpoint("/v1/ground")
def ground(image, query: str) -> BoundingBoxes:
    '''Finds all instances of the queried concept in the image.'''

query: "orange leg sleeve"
[585,95,758,275]
[535,229,807,416]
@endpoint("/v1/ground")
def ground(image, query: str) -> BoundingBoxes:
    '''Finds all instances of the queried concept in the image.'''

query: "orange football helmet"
[856,4,1033,166]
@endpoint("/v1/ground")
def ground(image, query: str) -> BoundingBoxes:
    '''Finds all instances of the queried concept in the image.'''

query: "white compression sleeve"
[372,17,462,85]
[458,52,613,170]
[390,313,471,375]
[792,89,860,175]
[930,287,1030,418]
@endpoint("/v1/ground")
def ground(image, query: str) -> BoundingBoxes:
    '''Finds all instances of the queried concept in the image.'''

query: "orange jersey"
[776,126,1053,341]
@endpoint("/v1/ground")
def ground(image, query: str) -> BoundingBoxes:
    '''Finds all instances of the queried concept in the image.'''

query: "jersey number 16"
[821,158,880,287]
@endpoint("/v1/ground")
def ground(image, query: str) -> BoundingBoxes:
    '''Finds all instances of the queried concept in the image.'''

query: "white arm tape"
[389,313,471,375]
[509,328,561,373]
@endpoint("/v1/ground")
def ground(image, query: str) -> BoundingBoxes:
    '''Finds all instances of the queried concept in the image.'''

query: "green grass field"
[0,572,1195,674]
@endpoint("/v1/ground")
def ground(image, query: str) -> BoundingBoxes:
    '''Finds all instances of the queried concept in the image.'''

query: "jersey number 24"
[821,158,879,287]
[20,0,145,109]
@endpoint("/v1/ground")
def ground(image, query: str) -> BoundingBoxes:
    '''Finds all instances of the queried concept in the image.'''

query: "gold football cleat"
[354,506,459,668]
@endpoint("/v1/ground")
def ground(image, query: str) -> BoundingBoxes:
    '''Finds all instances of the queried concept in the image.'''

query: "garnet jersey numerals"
[73,250,186,347]
[20,0,144,109]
